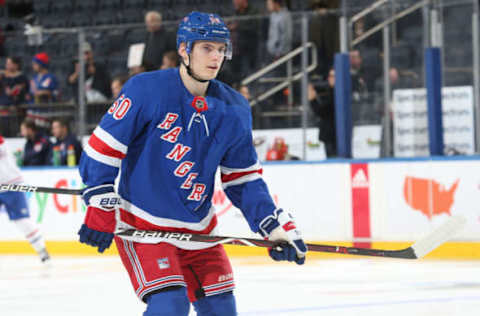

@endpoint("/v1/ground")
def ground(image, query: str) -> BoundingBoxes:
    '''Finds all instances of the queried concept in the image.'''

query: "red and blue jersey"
[79,68,277,248]
[31,72,59,100]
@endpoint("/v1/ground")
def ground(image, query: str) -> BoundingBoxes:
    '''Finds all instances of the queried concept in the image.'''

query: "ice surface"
[1,256,479,316]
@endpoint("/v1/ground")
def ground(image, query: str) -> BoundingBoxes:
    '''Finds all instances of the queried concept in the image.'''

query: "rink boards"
[1,157,479,259]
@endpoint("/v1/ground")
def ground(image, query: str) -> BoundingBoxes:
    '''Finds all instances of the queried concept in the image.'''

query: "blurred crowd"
[14,117,83,167]
[0,0,433,161]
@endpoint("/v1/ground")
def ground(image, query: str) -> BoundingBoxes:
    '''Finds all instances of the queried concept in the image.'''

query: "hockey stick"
[116,215,467,259]
[0,183,83,195]
[1,184,467,259]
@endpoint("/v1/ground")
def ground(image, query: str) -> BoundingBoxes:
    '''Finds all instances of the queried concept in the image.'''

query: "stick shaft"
[0,183,83,195]
[116,229,417,259]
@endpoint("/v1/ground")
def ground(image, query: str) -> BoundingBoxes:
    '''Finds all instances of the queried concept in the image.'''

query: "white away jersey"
[0,136,23,185]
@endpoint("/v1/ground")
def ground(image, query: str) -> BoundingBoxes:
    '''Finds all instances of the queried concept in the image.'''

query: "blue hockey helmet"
[177,11,232,60]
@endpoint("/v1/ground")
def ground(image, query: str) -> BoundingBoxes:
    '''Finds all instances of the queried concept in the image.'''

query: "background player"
[77,11,306,316]
[0,135,51,263]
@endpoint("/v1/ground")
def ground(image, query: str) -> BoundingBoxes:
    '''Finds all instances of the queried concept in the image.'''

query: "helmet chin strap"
[182,54,209,83]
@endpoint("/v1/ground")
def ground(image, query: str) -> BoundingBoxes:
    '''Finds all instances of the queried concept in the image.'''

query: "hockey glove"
[78,184,121,253]
[259,209,307,265]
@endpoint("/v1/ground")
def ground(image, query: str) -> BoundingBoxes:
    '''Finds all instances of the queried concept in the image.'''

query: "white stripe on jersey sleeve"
[94,126,128,154]
[84,142,122,167]
[219,161,261,175]
[221,172,263,189]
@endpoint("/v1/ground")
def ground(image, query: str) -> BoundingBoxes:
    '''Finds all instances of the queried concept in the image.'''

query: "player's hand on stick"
[259,209,307,265]
[78,184,121,253]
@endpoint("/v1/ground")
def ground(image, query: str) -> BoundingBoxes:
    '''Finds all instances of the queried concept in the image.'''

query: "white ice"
[1,255,479,316]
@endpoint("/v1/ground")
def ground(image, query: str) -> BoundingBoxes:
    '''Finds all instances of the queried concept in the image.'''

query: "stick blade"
[410,215,467,259]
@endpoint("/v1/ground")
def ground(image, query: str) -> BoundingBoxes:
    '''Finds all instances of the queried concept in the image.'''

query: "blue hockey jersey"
[79,68,277,248]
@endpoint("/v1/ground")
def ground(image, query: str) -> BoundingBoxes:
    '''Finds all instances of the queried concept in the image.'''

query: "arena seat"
[75,0,97,13]
[33,1,51,15]
[50,1,74,15]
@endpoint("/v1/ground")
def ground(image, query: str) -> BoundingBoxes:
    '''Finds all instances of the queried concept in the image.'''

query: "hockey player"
[0,135,50,263]
[78,11,306,316]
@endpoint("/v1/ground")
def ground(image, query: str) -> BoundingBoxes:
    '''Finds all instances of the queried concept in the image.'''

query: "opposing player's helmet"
[177,11,232,60]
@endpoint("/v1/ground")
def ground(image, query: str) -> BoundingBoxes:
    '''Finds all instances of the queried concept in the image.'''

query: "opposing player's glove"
[78,184,121,253]
[259,209,307,265]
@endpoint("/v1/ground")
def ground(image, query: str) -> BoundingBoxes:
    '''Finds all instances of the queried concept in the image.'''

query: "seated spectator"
[110,74,128,99]
[143,11,176,69]
[0,56,29,136]
[374,67,419,95]
[0,56,30,106]
[30,52,59,103]
[20,118,51,166]
[50,118,83,166]
[68,42,112,103]
[160,50,179,70]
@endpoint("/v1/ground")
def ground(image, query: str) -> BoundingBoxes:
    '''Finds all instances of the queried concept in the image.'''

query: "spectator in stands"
[349,50,363,79]
[266,0,292,61]
[0,56,30,106]
[142,11,176,69]
[374,67,419,95]
[309,68,336,158]
[239,85,251,101]
[229,0,260,80]
[19,118,51,166]
[68,42,112,103]
[0,57,29,136]
[308,0,339,78]
[160,50,179,69]
[349,49,368,99]
[30,52,59,103]
[352,16,382,49]
[110,74,128,99]
[50,117,83,166]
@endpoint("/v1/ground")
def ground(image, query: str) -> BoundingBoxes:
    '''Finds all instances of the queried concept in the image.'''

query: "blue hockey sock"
[143,287,190,316]
[193,291,237,316]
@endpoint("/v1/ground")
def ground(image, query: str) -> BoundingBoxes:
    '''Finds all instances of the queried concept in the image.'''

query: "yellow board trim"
[1,241,479,259]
